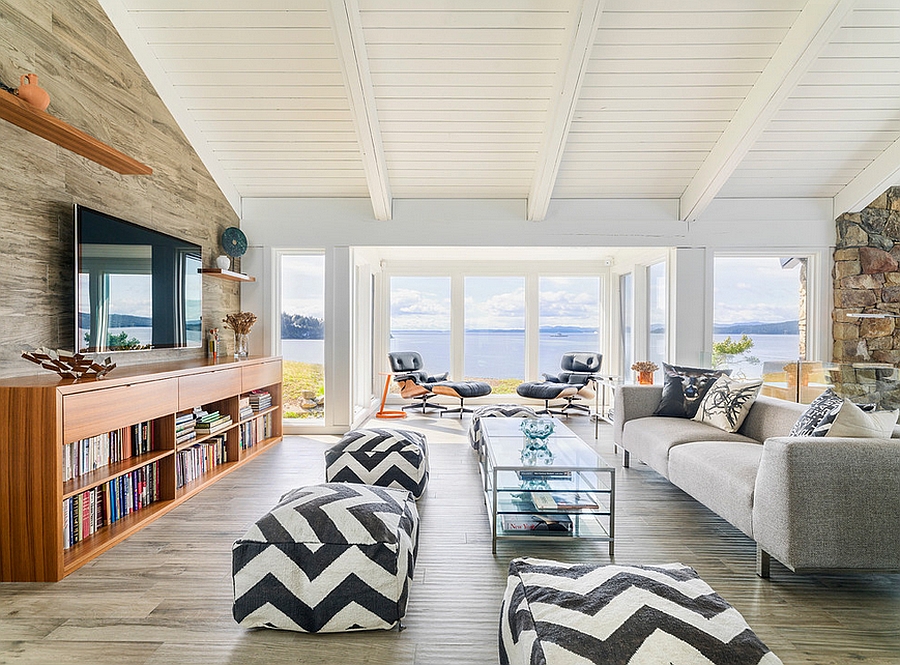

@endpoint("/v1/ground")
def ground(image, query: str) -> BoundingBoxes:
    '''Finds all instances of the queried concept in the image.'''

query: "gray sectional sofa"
[614,384,900,577]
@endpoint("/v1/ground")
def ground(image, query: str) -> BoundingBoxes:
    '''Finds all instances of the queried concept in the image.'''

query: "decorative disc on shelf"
[221,227,248,257]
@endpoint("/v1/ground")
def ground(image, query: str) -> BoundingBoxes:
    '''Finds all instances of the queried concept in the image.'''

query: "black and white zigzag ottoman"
[500,557,782,665]
[232,482,419,633]
[468,404,537,452]
[325,428,429,499]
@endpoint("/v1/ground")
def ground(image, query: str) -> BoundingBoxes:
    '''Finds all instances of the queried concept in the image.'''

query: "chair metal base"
[560,400,591,415]
[534,399,568,417]
[439,397,474,419]
[403,396,446,414]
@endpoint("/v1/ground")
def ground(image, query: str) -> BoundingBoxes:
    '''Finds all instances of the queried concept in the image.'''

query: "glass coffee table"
[480,418,615,554]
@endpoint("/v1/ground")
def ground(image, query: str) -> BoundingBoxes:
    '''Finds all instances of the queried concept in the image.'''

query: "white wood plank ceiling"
[102,0,900,221]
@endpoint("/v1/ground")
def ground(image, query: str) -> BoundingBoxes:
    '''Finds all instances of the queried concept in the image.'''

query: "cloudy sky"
[282,254,325,318]
[390,275,600,330]
[714,257,802,324]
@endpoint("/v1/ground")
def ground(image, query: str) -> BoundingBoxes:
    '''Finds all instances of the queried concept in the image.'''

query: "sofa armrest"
[612,385,663,445]
[752,436,900,572]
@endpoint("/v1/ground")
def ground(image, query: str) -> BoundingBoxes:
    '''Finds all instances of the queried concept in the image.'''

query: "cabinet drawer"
[242,361,282,392]
[63,379,178,442]
[178,367,241,409]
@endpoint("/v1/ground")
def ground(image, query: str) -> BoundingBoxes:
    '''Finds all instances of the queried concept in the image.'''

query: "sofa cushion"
[693,376,762,433]
[737,395,807,442]
[668,442,763,538]
[653,363,730,418]
[622,416,757,478]
[825,399,899,438]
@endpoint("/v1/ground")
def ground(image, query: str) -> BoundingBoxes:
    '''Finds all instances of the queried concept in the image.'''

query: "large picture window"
[465,276,525,393]
[383,263,607,397]
[713,255,807,380]
[539,276,601,376]
[280,254,325,421]
[389,276,451,373]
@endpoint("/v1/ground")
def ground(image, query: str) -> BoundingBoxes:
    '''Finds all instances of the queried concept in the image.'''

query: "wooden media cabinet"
[0,356,283,582]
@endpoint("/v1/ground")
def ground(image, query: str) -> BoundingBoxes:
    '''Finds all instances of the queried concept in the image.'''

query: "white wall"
[241,196,836,431]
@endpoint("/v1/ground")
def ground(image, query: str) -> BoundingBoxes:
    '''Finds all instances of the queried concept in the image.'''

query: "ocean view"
[282,330,802,380]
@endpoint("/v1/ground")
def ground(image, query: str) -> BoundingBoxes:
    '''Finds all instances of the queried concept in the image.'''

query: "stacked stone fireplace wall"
[832,186,900,406]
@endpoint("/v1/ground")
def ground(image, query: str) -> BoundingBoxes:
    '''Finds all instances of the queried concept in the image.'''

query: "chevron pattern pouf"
[232,482,419,633]
[325,428,429,499]
[468,405,537,452]
[500,557,782,665]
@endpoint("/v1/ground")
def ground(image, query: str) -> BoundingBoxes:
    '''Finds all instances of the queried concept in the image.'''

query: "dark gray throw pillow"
[653,363,731,418]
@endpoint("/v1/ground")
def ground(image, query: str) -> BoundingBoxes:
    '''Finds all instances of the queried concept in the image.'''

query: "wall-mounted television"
[74,205,203,353]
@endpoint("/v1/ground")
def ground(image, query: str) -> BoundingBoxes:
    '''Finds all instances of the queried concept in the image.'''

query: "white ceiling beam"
[327,0,392,221]
[527,0,605,222]
[834,137,900,215]
[679,0,858,223]
[98,0,242,216]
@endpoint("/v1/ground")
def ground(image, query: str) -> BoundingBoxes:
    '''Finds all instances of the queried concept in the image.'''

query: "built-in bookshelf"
[0,356,282,582]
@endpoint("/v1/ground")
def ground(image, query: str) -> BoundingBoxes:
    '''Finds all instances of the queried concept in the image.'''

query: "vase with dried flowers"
[631,361,659,385]
[223,311,257,359]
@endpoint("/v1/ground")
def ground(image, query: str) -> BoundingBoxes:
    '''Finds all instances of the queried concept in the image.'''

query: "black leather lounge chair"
[516,352,602,416]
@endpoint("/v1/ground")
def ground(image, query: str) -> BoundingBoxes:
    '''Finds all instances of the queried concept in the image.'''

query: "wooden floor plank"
[1,413,899,663]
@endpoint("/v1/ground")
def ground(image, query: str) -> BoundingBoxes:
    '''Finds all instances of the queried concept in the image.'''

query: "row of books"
[530,491,600,511]
[501,513,572,532]
[239,414,273,450]
[63,394,273,483]
[175,411,196,445]
[62,421,154,482]
[62,461,161,549]
[193,409,233,435]
[249,390,272,411]
[176,436,227,488]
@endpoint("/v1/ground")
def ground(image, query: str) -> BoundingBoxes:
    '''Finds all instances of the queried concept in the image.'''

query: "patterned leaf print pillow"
[789,388,843,436]
[692,375,763,433]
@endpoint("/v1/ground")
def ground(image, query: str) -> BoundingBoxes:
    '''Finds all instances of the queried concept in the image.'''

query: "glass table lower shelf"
[480,418,615,554]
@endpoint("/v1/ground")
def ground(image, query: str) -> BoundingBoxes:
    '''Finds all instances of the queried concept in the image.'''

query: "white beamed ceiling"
[104,0,900,221]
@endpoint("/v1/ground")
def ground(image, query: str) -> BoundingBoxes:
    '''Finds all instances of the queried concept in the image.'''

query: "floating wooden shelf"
[198,268,256,282]
[0,89,152,175]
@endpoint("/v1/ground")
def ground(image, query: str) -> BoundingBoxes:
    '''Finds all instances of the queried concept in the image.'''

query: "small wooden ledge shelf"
[0,89,152,175]
[199,268,256,282]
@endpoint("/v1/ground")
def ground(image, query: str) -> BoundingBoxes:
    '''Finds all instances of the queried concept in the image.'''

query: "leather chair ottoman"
[432,380,493,418]
[515,381,579,415]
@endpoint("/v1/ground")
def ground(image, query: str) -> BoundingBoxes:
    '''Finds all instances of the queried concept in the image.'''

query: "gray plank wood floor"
[2,415,899,664]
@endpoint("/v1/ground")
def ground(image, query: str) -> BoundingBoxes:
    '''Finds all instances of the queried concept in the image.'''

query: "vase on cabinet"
[234,332,249,360]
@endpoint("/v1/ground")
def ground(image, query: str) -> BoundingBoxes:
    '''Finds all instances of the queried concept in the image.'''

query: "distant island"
[649,320,800,335]
[713,320,799,335]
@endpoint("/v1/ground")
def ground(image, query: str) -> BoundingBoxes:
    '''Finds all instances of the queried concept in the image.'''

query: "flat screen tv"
[74,205,202,353]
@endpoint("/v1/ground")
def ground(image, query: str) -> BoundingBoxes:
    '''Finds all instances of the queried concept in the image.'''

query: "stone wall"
[832,187,900,405]
[0,0,240,378]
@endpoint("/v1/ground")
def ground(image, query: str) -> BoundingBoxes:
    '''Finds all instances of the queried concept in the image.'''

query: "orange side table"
[376,372,407,419]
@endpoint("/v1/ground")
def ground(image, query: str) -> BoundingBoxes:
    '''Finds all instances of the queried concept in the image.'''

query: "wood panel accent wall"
[0,0,240,379]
